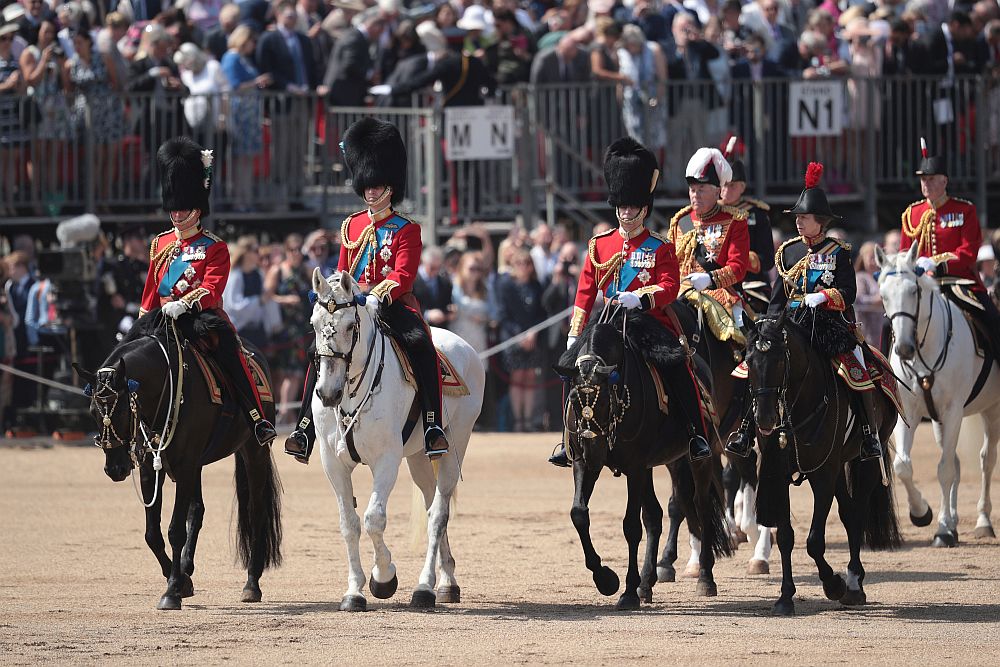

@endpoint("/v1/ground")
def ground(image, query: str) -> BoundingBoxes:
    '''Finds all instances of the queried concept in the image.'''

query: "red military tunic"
[139,224,229,315]
[668,204,751,309]
[570,226,680,337]
[338,208,421,305]
[900,195,982,288]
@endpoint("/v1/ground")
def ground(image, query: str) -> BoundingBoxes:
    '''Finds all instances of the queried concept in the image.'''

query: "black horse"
[555,308,732,610]
[74,309,282,610]
[657,296,757,581]
[747,313,901,615]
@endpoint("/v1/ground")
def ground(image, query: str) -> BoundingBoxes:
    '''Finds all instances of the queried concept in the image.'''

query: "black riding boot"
[674,366,711,461]
[216,330,276,447]
[284,359,317,464]
[405,322,450,459]
[725,417,755,458]
[549,380,570,467]
[857,388,882,462]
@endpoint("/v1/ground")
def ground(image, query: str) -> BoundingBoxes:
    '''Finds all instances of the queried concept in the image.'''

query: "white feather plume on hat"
[685,147,732,187]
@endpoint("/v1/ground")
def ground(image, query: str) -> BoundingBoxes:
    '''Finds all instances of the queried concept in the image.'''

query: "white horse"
[310,269,485,610]
[876,244,1000,546]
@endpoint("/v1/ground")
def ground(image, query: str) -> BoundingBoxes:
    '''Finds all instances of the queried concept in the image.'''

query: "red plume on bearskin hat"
[342,117,407,205]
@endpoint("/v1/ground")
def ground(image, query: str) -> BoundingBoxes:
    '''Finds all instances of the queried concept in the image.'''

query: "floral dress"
[69,53,124,144]
[270,265,311,372]
[24,46,72,140]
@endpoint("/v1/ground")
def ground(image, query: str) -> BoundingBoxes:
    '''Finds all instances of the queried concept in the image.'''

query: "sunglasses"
[0,36,14,42]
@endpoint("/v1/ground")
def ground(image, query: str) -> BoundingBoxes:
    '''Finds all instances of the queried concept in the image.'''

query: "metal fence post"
[84,104,95,214]
[752,80,767,200]
[425,109,440,243]
[975,75,988,227]
[518,86,538,228]
[864,77,877,232]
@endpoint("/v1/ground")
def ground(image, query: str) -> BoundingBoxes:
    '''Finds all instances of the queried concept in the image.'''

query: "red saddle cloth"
[832,348,906,423]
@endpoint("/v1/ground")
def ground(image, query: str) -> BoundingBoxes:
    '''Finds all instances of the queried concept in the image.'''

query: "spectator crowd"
[4,0,1000,211]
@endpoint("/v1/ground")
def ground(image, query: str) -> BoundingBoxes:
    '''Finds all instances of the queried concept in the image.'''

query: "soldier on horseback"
[669,147,751,345]
[899,137,1000,353]
[730,162,882,462]
[719,138,774,314]
[284,117,449,463]
[549,137,712,467]
[139,136,277,447]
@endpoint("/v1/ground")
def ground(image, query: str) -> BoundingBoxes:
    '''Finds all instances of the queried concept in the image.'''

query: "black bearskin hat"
[157,136,212,216]
[342,117,407,205]
[915,137,947,177]
[785,162,840,222]
[729,158,747,183]
[604,137,660,208]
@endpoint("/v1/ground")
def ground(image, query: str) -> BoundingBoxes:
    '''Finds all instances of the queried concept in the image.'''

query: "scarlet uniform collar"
[617,224,647,241]
[802,233,825,248]
[928,195,950,210]
[174,223,202,240]
[369,206,394,224]
[692,205,721,222]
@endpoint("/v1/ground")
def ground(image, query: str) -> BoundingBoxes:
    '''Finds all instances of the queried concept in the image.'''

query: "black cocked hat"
[785,162,840,221]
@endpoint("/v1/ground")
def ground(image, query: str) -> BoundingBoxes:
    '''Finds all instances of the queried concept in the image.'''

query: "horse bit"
[566,353,631,458]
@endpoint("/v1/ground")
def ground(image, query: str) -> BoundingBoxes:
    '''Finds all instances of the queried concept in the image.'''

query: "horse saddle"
[388,338,470,398]
[189,346,273,406]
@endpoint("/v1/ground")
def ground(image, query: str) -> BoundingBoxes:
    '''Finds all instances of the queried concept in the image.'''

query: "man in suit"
[318,8,385,107]
[923,10,985,76]
[15,0,57,45]
[411,246,454,329]
[380,48,431,107]
[754,0,798,72]
[529,34,591,84]
[883,18,931,75]
[203,2,240,62]
[256,0,318,206]
[4,251,35,427]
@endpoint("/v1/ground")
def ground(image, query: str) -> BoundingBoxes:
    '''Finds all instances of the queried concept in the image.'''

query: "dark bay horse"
[74,309,282,610]
[555,309,732,610]
[747,313,901,615]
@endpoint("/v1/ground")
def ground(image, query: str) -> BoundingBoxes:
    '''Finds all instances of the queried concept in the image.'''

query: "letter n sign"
[788,81,844,137]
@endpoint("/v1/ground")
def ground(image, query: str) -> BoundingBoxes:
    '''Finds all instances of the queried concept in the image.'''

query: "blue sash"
[158,236,215,297]
[790,243,840,308]
[605,236,663,297]
[351,215,411,282]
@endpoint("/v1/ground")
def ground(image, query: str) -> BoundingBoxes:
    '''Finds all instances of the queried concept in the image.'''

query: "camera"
[51,45,65,59]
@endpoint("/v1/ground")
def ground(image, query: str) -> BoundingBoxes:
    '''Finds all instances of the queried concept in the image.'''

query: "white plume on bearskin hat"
[342,117,407,205]
[157,136,213,216]
[685,147,732,188]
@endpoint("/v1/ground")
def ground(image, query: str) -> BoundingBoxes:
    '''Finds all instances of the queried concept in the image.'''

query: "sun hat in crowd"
[457,5,488,31]
[2,3,26,23]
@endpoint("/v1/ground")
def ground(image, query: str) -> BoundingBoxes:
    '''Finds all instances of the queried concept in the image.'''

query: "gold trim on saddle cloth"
[683,290,746,347]
[189,348,273,406]
[389,338,470,397]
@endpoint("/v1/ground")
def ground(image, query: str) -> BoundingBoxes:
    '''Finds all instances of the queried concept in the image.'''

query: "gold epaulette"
[831,237,852,252]
[648,229,671,244]
[340,210,372,251]
[721,204,748,221]
[587,229,621,272]
[149,229,172,260]
[952,196,975,206]
[668,205,693,238]
[203,230,224,243]
[743,197,770,211]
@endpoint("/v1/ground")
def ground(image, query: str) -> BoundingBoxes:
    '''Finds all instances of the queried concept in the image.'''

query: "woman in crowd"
[0,257,18,430]
[451,250,491,354]
[0,20,26,216]
[379,19,425,82]
[590,17,628,142]
[174,42,228,150]
[617,23,666,153]
[222,236,272,351]
[264,233,310,426]
[19,19,71,210]
[854,240,883,348]
[220,25,269,211]
[65,29,124,209]
[496,246,548,432]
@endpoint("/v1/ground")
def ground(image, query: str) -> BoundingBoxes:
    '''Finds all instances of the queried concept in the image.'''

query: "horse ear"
[874,244,887,269]
[313,267,331,298]
[905,241,920,266]
[72,362,96,386]
[114,357,128,390]
[338,270,352,295]
[776,309,787,329]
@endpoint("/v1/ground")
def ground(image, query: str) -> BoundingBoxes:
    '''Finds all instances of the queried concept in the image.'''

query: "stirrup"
[860,434,882,462]
[284,429,311,464]
[548,443,571,468]
[424,425,449,459]
[725,426,753,458]
[254,419,277,447]
[689,434,711,461]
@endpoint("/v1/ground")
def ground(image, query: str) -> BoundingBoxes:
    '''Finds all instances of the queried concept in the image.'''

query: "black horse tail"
[676,457,734,559]
[862,445,903,551]
[235,450,284,570]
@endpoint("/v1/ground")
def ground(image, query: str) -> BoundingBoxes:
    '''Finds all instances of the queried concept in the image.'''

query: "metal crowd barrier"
[2,75,998,231]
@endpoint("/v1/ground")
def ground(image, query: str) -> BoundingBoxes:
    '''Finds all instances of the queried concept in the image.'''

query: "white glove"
[162,300,189,319]
[617,291,641,310]
[916,256,937,273]
[803,292,828,308]
[365,294,380,310]
[566,336,577,350]
[368,84,392,96]
[687,272,712,291]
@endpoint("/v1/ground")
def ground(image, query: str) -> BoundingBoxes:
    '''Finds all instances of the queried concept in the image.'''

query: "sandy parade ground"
[1,423,998,666]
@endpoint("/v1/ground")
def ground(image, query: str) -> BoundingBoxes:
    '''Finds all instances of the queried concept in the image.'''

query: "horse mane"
[557,309,687,374]
[109,307,233,366]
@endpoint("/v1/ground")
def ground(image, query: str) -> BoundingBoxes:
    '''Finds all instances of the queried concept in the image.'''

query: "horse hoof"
[157,595,181,611]
[179,575,195,599]
[695,579,718,597]
[637,586,653,604]
[932,531,958,548]
[734,529,748,544]
[682,563,701,579]
[974,525,996,539]
[593,566,620,596]
[436,585,461,604]
[410,589,437,609]
[910,506,933,527]
[369,574,398,600]
[772,598,795,616]
[241,585,262,603]
[340,595,367,612]
[615,594,641,611]
[823,574,847,601]
[840,588,867,606]
[656,566,675,583]
[747,559,769,575]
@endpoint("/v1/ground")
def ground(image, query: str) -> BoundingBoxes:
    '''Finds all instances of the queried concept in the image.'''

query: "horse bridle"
[881,268,953,377]
[565,352,632,463]
[89,365,142,452]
